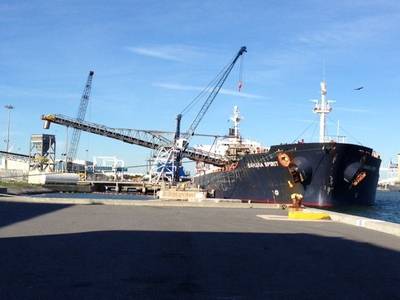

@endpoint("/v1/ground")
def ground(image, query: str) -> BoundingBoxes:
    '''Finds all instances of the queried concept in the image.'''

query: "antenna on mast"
[229,106,242,139]
[313,80,332,143]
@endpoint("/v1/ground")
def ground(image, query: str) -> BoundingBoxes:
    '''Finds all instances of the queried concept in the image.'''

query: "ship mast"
[230,106,242,139]
[313,80,332,143]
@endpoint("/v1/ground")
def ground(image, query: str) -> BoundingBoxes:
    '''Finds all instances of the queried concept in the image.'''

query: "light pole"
[4,105,14,152]
[84,149,88,180]
[64,126,69,172]
[61,153,66,173]
[4,105,14,170]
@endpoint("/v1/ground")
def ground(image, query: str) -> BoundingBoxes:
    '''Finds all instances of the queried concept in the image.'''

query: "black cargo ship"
[193,82,381,207]
[194,142,381,207]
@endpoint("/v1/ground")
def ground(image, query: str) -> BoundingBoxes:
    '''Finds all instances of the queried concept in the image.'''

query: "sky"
[0,0,399,172]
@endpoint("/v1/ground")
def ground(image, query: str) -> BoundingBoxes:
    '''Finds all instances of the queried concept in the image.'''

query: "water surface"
[330,191,400,224]
[31,192,153,201]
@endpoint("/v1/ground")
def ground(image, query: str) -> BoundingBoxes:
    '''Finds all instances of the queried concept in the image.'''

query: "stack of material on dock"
[158,186,207,201]
[28,173,79,185]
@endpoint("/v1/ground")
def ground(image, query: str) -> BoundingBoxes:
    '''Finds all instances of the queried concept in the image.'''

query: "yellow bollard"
[288,210,331,220]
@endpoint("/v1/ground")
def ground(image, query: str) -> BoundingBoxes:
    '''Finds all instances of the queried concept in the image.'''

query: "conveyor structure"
[0,151,31,163]
[42,114,228,167]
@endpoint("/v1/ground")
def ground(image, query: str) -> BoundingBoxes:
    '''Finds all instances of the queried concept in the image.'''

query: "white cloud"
[127,47,182,62]
[126,45,206,62]
[153,82,266,99]
[251,12,400,85]
[297,13,400,49]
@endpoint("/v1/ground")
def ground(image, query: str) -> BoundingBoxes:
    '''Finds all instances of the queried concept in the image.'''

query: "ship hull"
[194,143,381,207]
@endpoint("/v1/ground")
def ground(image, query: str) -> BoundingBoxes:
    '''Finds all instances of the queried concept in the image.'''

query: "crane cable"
[327,116,364,145]
[291,120,317,143]
[238,54,244,92]
[180,55,239,116]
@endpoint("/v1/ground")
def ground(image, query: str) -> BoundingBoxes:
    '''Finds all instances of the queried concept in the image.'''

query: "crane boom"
[67,71,94,164]
[171,46,246,182]
[183,46,247,140]
[42,47,246,180]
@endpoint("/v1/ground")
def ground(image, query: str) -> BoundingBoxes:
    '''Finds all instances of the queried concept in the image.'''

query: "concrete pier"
[0,196,399,299]
[86,180,161,194]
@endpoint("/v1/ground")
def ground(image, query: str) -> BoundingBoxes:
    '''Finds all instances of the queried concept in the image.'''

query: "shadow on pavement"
[0,230,399,299]
[0,202,71,228]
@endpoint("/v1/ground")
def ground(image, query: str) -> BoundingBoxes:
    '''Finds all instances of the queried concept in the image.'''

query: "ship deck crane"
[171,46,247,182]
[181,46,247,141]
[66,71,94,170]
[41,47,246,179]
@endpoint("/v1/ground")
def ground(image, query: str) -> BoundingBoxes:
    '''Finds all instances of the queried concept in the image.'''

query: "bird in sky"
[354,86,364,90]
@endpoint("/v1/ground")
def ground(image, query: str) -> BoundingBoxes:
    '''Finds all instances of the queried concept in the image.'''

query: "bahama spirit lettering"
[247,161,279,168]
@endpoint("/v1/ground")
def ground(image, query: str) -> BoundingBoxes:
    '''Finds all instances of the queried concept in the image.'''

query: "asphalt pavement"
[0,201,399,299]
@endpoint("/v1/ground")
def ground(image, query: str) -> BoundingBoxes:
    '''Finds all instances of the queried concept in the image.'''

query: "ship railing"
[372,151,381,159]
[324,136,346,143]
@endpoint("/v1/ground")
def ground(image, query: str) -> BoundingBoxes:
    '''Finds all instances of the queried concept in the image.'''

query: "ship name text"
[247,161,279,168]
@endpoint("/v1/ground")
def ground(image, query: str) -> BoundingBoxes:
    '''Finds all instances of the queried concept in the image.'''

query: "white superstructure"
[379,153,400,186]
[195,106,267,175]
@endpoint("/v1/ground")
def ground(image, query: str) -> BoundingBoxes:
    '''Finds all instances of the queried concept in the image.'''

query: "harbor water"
[30,190,400,224]
[30,192,153,201]
[330,190,400,224]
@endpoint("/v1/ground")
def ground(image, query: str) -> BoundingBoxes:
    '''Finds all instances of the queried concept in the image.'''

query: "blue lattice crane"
[42,48,246,181]
[171,46,247,182]
[66,71,94,171]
